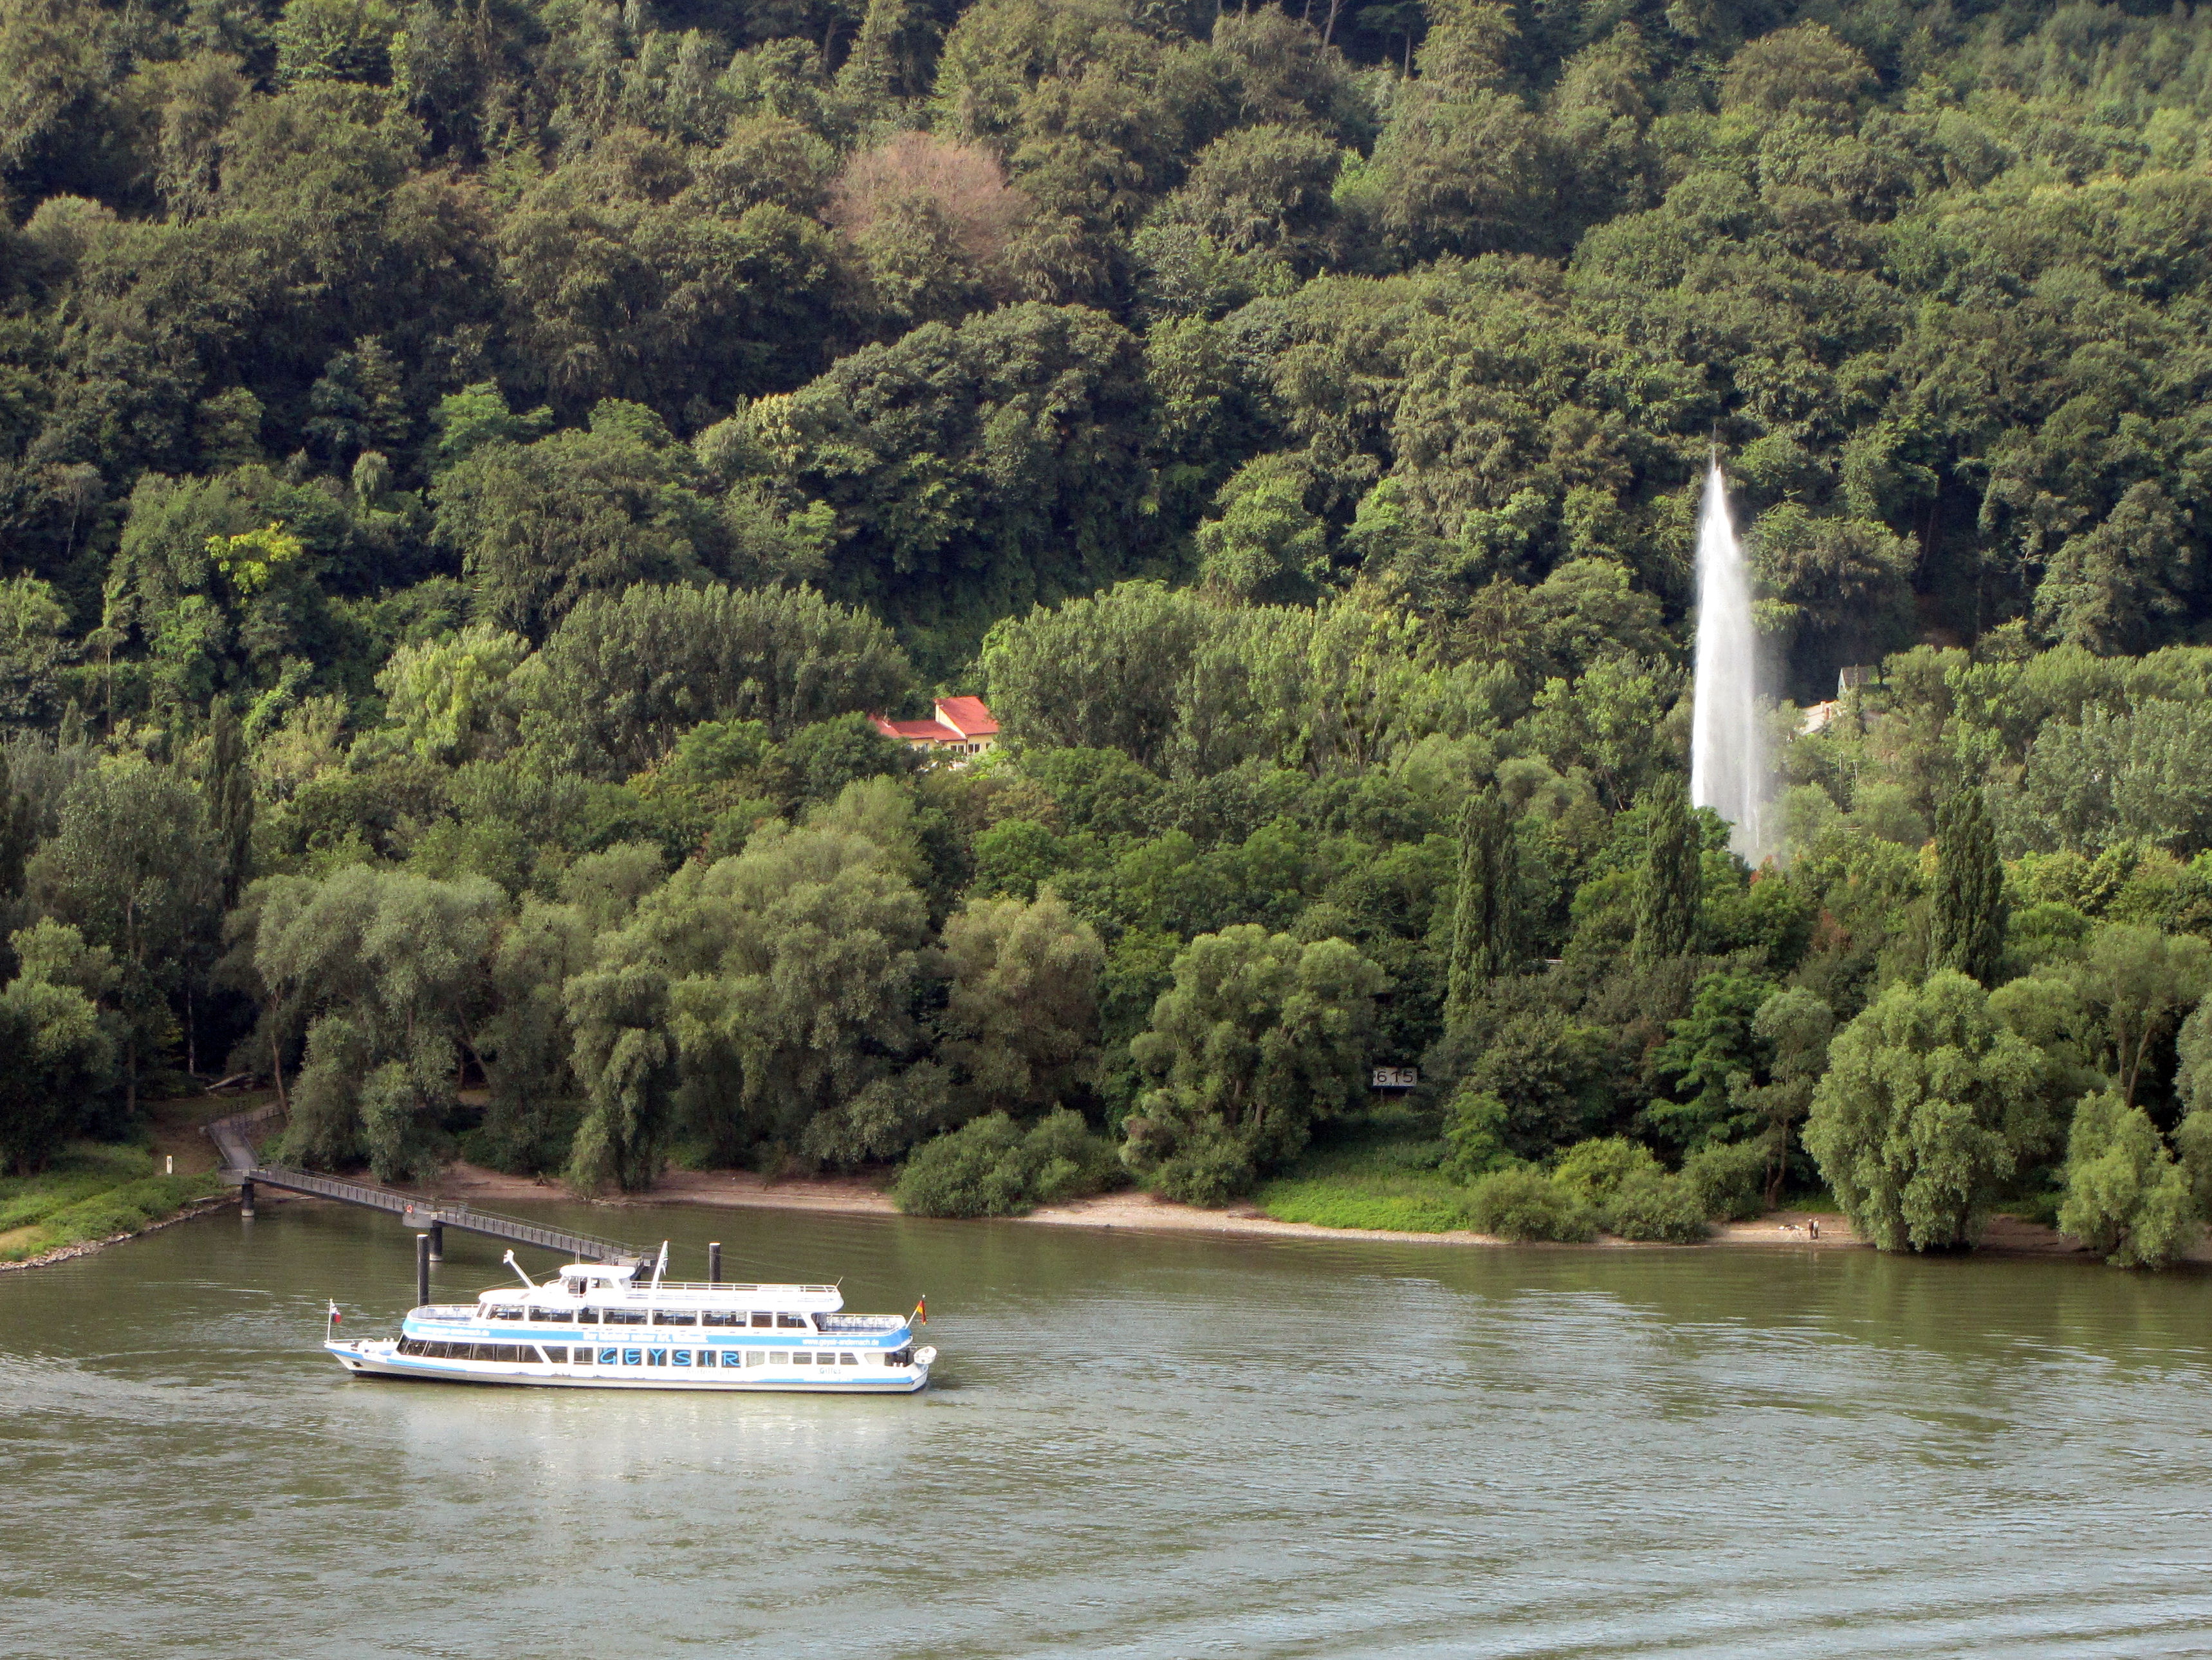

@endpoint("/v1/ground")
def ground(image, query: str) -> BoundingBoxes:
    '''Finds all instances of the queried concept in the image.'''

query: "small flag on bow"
[911,1296,926,1326]
[327,1300,341,1325]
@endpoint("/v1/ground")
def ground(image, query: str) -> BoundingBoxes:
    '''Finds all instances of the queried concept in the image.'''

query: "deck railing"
[205,1100,645,1266]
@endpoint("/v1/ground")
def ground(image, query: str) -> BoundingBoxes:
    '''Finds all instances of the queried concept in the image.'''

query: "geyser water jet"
[1689,457,1771,864]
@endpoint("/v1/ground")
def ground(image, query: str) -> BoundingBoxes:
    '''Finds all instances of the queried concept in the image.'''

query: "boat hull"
[327,1339,931,1393]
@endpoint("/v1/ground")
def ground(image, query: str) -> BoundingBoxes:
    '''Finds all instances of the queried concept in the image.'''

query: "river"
[3,1198,2211,1657]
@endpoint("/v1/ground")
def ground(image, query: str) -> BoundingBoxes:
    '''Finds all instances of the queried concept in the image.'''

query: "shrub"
[2058,1090,2200,1268]
[1147,1121,1256,1206]
[893,1109,1120,1218]
[1682,1139,1768,1221]
[1603,1172,1710,1242]
[1464,1167,1598,1242]
[1440,1087,1511,1182]
[1551,1136,1661,1203]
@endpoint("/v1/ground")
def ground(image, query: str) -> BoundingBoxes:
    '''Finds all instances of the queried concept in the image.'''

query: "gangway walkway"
[204,1100,643,1266]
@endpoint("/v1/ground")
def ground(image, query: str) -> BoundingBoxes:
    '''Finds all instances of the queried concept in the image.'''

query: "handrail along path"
[203,1101,644,1266]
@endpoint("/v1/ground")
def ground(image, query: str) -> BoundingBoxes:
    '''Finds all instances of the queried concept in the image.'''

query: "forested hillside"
[9,0,2212,1262]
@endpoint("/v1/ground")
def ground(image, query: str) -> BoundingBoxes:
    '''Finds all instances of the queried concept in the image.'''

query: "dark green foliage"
[1644,972,1776,1156]
[1443,782,1515,1032]
[892,1107,1121,1217]
[1463,1167,1596,1243]
[1806,973,2058,1251]
[1681,1139,1769,1222]
[12,0,2212,1273]
[1930,788,2006,986]
[1601,1173,1711,1244]
[1633,777,1699,968]
[2058,1089,2198,1268]
[203,702,252,910]
[518,583,912,778]
[1439,1086,1510,1183]
[1123,924,1385,1201]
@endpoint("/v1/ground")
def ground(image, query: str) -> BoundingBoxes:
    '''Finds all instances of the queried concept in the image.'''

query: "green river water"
[4,1197,2212,1658]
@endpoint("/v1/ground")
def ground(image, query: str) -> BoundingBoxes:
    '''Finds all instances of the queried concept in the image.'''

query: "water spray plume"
[1689,458,1771,863]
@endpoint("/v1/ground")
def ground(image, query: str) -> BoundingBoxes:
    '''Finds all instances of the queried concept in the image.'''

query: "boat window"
[598,1348,618,1365]
[838,1352,859,1366]
[746,1351,768,1367]
[578,1307,600,1324]
[749,1312,772,1328]
[646,1349,669,1367]
[702,1311,739,1327]
[888,1347,912,1367]
[622,1349,642,1366]
[650,1309,697,1327]
[795,1352,816,1365]
[776,1313,807,1329]
[672,1350,693,1367]
[605,1308,647,1325]
[489,1307,522,1321]
[535,1307,575,1323]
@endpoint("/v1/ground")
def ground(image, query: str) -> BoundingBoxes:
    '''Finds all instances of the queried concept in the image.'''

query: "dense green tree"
[581,818,935,1176]
[1740,986,1833,1205]
[27,755,216,1112]
[1930,788,2005,986]
[2058,1089,2198,1269]
[1443,782,1514,1031]
[1805,972,2056,1252]
[246,865,501,1180]
[1123,924,1384,1202]
[936,890,1104,1122]
[750,302,1156,658]
[0,964,113,1173]
[1632,775,1698,967]
[517,582,911,777]
[434,403,725,639]
[2063,925,2212,1107]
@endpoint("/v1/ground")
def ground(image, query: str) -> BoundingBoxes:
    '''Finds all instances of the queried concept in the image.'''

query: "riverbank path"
[203,1100,645,1266]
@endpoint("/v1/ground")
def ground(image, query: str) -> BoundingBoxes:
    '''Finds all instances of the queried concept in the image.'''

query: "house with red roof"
[869,696,999,763]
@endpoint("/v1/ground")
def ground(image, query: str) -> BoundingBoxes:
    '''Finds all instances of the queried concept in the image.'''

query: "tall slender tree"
[1445,783,1516,1031]
[1930,787,2005,985]
[203,701,254,912]
[1634,774,1700,966]
[0,750,33,903]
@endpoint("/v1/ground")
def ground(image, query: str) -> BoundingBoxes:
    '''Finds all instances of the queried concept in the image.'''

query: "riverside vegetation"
[9,0,2212,1265]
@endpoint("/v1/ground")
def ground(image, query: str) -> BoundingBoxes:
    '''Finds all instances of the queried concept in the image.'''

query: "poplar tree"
[0,751,33,901]
[1633,774,1699,966]
[1444,783,1516,1031]
[1930,787,2006,985]
[203,701,253,911]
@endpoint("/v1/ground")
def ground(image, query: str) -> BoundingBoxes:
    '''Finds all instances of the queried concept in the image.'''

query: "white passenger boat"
[324,1250,936,1392]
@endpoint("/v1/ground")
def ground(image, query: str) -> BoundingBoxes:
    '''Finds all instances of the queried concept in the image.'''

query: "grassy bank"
[1255,1111,1479,1234]
[0,1143,225,1264]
